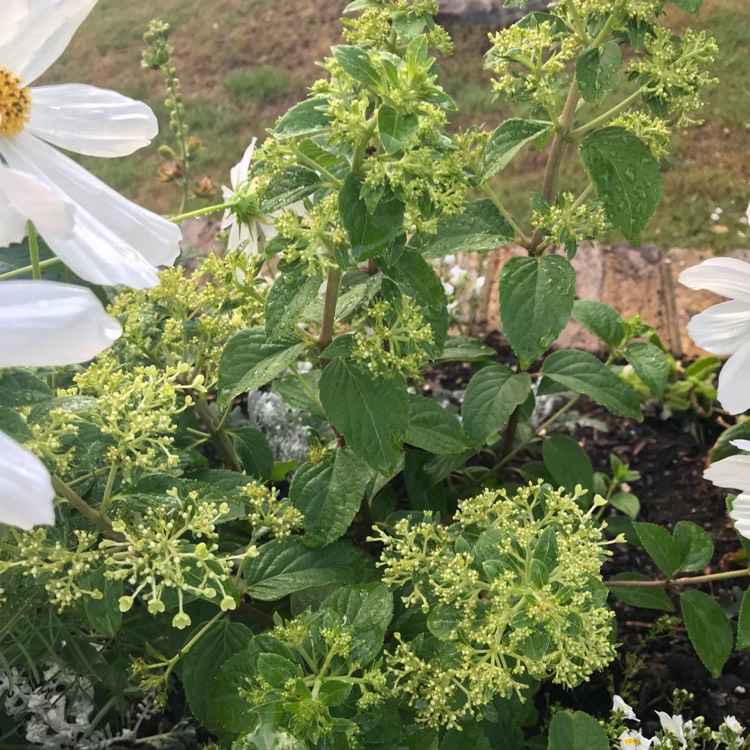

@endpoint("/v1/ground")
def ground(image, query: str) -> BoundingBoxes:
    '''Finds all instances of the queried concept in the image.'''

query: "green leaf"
[681,589,733,677]
[738,588,750,650]
[547,710,608,750]
[416,200,515,258]
[0,406,32,442]
[320,359,408,473]
[437,336,496,363]
[478,119,551,183]
[610,492,640,520]
[579,126,662,245]
[406,394,469,455]
[532,526,559,572]
[244,539,372,600]
[81,566,122,638]
[0,370,52,407]
[218,328,307,409]
[462,365,531,447]
[182,621,254,731]
[542,349,642,420]
[321,582,393,631]
[232,707,306,750]
[623,342,670,398]
[571,300,626,348]
[576,42,622,104]
[608,572,675,611]
[633,521,682,577]
[673,520,714,572]
[232,427,274,480]
[427,603,461,639]
[274,97,332,138]
[499,255,576,366]
[332,45,380,88]
[289,448,370,547]
[338,172,405,260]
[319,678,353,706]
[542,434,594,495]
[670,0,702,11]
[260,165,321,213]
[265,270,322,341]
[208,650,258,735]
[273,370,324,418]
[378,104,419,154]
[710,421,750,462]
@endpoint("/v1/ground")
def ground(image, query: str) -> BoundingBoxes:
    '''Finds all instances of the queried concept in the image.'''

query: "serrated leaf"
[274,97,332,138]
[610,492,640,520]
[321,582,393,631]
[232,427,274,480]
[478,119,551,183]
[207,650,258,735]
[0,370,52,407]
[338,172,405,260]
[218,328,307,409]
[542,434,594,495]
[633,521,681,577]
[320,360,408,473]
[427,603,461,639]
[273,370,324,418]
[462,364,531,447]
[416,199,515,258]
[244,539,372,600]
[624,341,670,397]
[406,394,469,455]
[710,421,750,462]
[0,406,31,442]
[260,165,320,213]
[681,589,732,677]
[579,126,662,245]
[608,572,675,611]
[378,104,419,154]
[673,520,714,573]
[499,255,576,366]
[81,566,122,638]
[265,270,322,341]
[542,349,642,420]
[576,42,622,104]
[572,300,626,348]
[289,448,370,547]
[332,45,380,88]
[436,336,496,362]
[548,710,608,750]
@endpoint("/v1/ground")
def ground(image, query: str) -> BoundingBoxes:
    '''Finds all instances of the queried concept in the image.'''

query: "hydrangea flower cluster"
[372,483,617,728]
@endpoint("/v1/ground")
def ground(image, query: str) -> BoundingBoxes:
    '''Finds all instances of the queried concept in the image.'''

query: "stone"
[437,0,551,26]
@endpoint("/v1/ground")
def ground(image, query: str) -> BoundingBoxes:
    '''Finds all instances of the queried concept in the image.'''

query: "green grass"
[222,66,296,104]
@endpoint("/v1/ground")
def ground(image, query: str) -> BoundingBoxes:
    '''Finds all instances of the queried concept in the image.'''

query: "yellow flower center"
[0,67,32,137]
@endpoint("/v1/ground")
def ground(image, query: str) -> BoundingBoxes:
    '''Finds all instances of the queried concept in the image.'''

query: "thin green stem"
[566,0,588,40]
[571,183,594,210]
[193,396,244,472]
[292,145,343,189]
[290,363,327,417]
[351,116,379,173]
[99,463,119,515]
[590,13,617,49]
[481,184,529,245]
[319,266,343,365]
[0,257,61,281]
[51,475,124,541]
[27,222,41,280]
[570,88,642,139]
[169,201,235,223]
[606,568,750,588]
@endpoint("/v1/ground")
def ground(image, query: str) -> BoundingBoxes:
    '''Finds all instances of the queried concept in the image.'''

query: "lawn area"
[45,0,750,251]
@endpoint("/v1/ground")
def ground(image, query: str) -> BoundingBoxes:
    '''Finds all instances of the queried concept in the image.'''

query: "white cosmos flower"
[655,712,686,749]
[619,730,653,749]
[0,0,181,289]
[0,279,122,529]
[679,257,750,415]
[704,439,750,539]
[613,695,639,722]
[221,138,276,254]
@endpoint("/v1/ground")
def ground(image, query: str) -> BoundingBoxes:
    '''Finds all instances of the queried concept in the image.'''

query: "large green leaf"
[332,45,380,88]
[478,119,551,183]
[633,521,682,577]
[576,42,622,104]
[244,539,372,600]
[416,200,514,258]
[321,582,393,631]
[681,590,733,677]
[232,427,274,480]
[218,328,307,409]
[289,448,370,547]
[579,126,662,245]
[571,300,626,348]
[499,255,576,367]
[274,97,332,138]
[406,394,469,455]
[673,520,714,573]
[339,172,405,260]
[542,434,594,495]
[260,165,320,213]
[623,341,670,398]
[265,270,322,341]
[547,710,608,750]
[462,364,532,447]
[0,370,52,407]
[437,336,496,363]
[378,104,419,154]
[607,572,675,611]
[541,349,642,420]
[320,360,408,473]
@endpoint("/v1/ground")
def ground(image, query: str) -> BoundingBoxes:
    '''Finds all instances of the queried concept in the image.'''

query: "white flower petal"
[1,132,181,288]
[0,193,28,246]
[0,431,54,530]
[0,281,122,366]
[686,300,750,355]
[28,84,158,157]
[0,165,74,239]
[230,139,257,189]
[730,439,750,453]
[0,0,28,54]
[704,454,750,491]
[679,257,750,304]
[730,494,750,539]
[716,339,750,415]
[0,0,97,84]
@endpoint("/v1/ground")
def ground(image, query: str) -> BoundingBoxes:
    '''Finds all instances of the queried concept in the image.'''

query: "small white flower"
[475,275,486,294]
[704,439,750,539]
[619,730,653,749]
[0,0,181,289]
[613,695,639,722]
[442,282,455,295]
[679,257,750,415]
[724,715,745,734]
[655,711,686,749]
